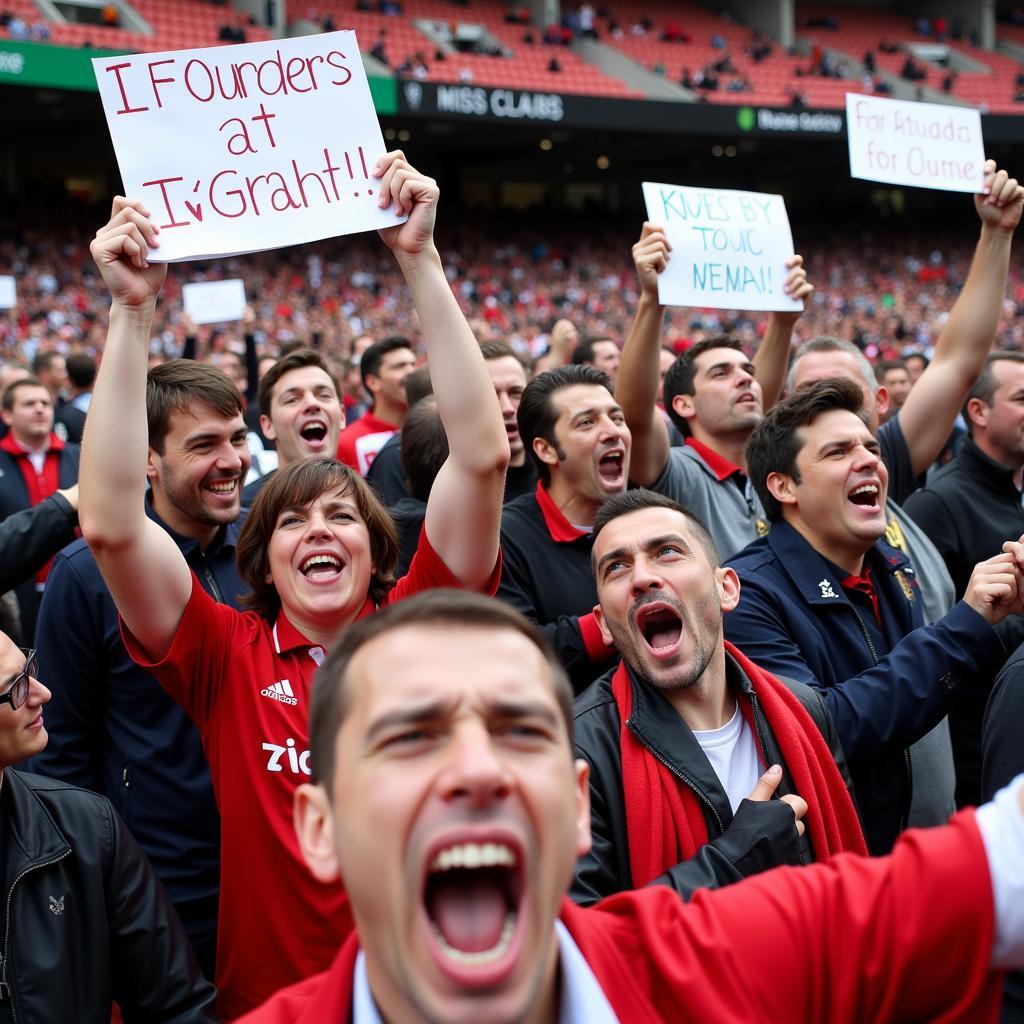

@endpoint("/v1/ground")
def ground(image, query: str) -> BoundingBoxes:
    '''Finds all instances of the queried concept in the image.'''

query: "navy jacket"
[27,501,247,967]
[725,520,1003,854]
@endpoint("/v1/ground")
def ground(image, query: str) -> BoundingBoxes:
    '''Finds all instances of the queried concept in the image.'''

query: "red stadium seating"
[0,0,270,53]
[307,0,640,96]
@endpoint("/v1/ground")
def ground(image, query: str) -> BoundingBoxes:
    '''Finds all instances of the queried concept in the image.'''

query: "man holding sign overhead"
[616,188,812,561]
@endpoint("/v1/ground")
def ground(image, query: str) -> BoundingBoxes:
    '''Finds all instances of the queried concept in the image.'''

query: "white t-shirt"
[692,703,761,814]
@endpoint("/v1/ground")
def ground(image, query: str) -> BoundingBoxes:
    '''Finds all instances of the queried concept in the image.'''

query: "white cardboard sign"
[183,279,247,324]
[846,93,985,193]
[0,276,14,309]
[92,31,405,262]
[642,183,802,312]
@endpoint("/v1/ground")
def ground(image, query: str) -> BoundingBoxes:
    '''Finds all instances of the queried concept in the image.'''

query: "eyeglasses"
[0,649,37,712]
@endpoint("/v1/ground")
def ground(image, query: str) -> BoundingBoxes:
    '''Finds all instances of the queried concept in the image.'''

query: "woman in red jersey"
[80,151,510,1019]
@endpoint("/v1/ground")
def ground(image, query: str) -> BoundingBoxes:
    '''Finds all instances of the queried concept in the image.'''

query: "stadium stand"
[298,0,640,96]
[0,0,270,52]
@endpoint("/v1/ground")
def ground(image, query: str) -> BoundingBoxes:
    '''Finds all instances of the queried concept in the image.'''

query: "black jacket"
[0,769,216,1023]
[0,491,77,594]
[982,642,1024,1023]
[498,486,615,693]
[0,441,79,644]
[905,437,1024,806]
[571,655,855,906]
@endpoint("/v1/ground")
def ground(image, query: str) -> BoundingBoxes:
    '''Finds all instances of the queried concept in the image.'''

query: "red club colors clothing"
[124,532,500,1020]
[238,810,1002,1023]
[336,412,399,476]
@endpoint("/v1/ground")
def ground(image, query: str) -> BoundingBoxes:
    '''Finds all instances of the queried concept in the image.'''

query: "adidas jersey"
[123,531,501,1021]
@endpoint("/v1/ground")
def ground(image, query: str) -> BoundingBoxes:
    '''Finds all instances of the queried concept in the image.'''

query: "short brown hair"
[2,376,48,412]
[746,376,867,521]
[308,590,575,791]
[662,336,745,437]
[147,360,243,454]
[235,458,399,621]
[592,488,721,568]
[517,365,613,485]
[400,398,448,502]
[257,349,341,418]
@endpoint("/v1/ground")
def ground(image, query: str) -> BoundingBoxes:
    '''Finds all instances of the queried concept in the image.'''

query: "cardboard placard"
[182,279,247,324]
[642,183,802,312]
[846,93,985,193]
[93,31,405,261]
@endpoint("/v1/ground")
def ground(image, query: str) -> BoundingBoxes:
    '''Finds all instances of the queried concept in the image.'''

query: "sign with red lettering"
[846,93,984,193]
[92,32,405,261]
[641,183,801,312]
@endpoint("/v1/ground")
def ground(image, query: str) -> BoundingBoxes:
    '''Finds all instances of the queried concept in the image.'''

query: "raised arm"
[615,222,672,487]
[376,152,509,589]
[80,199,193,660]
[898,160,1024,475]
[753,255,813,410]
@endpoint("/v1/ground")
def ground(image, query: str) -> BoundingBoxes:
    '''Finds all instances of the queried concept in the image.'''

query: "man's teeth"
[301,554,341,573]
[430,842,516,872]
[207,481,236,493]
[432,913,516,965]
[851,484,878,497]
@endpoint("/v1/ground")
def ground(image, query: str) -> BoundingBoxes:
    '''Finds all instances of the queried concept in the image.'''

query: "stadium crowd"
[1,151,1024,1024]
[4,209,1024,380]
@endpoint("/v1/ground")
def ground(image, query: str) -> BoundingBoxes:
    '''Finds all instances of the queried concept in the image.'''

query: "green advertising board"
[0,38,397,113]
[0,39,122,91]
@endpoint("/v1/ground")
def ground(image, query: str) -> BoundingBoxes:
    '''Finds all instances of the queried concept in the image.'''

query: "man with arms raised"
[572,489,863,905]
[243,590,1024,1023]
[616,227,811,559]
[241,349,344,505]
[727,378,1021,853]
[497,365,628,691]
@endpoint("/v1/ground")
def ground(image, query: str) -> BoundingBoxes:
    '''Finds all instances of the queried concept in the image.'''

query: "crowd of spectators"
[3,206,1022,380]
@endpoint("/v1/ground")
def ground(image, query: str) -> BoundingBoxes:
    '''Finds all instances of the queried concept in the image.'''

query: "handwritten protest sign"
[183,279,247,324]
[0,276,14,309]
[641,183,802,312]
[846,93,984,193]
[92,31,405,262]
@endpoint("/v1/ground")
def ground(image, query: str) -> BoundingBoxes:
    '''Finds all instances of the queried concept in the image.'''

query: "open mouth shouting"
[634,601,685,660]
[596,447,626,492]
[298,551,345,583]
[421,835,526,986]
[847,481,882,515]
[299,420,331,452]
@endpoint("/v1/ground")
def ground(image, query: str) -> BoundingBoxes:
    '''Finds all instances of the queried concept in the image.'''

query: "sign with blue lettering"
[641,183,802,312]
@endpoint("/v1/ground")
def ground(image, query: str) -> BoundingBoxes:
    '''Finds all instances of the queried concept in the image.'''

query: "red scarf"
[614,642,867,888]
[0,431,65,584]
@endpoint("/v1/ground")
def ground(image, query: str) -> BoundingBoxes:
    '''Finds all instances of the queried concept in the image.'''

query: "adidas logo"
[260,679,298,706]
